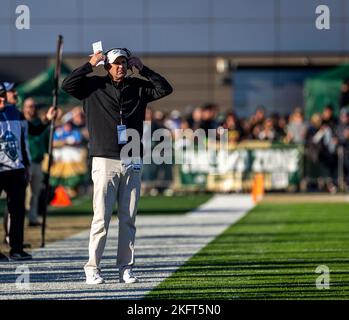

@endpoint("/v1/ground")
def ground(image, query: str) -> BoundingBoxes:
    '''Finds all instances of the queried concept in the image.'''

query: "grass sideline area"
[146,202,349,300]
[0,194,212,251]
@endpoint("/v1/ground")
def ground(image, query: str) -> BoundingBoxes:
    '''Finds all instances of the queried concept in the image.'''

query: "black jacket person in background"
[62,48,172,284]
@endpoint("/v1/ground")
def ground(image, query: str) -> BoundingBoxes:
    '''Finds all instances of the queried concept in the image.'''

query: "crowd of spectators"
[145,102,349,193]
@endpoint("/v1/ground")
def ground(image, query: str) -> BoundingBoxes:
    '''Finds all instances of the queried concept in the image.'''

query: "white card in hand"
[92,41,104,66]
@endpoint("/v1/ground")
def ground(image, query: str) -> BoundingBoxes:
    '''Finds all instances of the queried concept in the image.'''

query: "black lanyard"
[110,79,124,125]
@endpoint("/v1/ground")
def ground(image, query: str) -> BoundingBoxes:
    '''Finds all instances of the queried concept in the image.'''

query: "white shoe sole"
[120,278,138,284]
[86,279,104,285]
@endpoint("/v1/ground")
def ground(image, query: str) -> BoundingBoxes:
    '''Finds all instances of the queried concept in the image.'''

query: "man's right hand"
[89,51,105,67]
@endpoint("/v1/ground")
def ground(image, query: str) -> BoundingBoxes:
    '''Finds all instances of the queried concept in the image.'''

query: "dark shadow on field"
[145,277,349,300]
[0,286,148,299]
[145,287,349,300]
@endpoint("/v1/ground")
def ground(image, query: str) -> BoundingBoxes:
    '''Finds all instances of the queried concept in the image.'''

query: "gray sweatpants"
[84,157,142,276]
[27,162,44,223]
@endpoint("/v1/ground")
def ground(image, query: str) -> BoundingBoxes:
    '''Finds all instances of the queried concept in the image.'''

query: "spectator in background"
[306,113,322,141]
[270,113,282,141]
[199,103,218,135]
[276,114,288,141]
[239,117,251,140]
[322,105,337,128]
[153,110,166,131]
[222,112,243,146]
[258,118,276,142]
[174,117,195,154]
[68,106,89,144]
[250,106,266,139]
[53,121,83,147]
[70,106,85,130]
[51,120,86,197]
[339,78,349,109]
[310,116,338,193]
[152,110,174,195]
[320,106,339,191]
[335,109,349,143]
[187,106,202,130]
[59,106,90,192]
[285,108,307,144]
[340,127,349,187]
[3,82,18,106]
[164,109,181,131]
[335,109,349,189]
[22,98,49,227]
[303,113,322,191]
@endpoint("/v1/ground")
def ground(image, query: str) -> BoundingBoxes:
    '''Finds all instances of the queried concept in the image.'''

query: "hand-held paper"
[92,41,104,66]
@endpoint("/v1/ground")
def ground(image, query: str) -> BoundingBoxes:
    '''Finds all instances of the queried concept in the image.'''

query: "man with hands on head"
[62,47,172,284]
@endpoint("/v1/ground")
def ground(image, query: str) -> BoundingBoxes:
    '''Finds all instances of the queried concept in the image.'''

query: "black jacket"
[61,62,173,158]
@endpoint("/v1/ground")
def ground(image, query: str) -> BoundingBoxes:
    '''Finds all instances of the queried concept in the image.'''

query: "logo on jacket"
[0,131,19,161]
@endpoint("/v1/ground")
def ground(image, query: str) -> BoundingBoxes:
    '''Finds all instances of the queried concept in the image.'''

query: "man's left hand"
[46,106,61,121]
[128,56,144,71]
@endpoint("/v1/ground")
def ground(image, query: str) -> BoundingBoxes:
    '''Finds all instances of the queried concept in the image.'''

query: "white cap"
[106,48,128,64]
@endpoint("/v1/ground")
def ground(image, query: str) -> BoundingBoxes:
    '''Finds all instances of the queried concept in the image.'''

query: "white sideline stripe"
[0,194,254,300]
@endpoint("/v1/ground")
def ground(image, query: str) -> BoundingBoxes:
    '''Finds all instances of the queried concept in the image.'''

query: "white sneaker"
[86,271,104,285]
[119,268,138,284]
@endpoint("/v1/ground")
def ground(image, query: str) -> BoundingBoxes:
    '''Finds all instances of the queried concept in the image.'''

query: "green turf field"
[146,202,349,300]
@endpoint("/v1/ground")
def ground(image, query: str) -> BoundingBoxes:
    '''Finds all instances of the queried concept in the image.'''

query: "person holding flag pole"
[0,36,62,263]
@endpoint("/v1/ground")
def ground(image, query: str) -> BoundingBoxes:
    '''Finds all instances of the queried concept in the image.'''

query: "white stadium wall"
[0,0,348,112]
[0,0,347,55]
